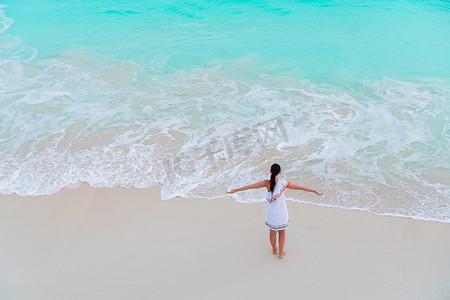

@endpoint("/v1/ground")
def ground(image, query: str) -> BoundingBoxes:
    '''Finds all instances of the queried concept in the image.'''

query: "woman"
[227,163,323,259]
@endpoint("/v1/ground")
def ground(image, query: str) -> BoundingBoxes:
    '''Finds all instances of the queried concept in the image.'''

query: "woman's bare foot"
[272,247,278,255]
[278,251,286,259]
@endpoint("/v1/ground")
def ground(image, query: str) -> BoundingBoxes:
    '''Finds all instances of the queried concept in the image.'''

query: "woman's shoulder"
[282,178,290,185]
[280,178,290,187]
[262,179,270,191]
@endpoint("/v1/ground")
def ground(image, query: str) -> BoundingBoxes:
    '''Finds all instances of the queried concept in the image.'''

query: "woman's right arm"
[227,180,268,194]
[287,183,323,196]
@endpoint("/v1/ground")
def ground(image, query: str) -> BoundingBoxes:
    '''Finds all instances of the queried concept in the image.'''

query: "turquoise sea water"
[0,1,449,222]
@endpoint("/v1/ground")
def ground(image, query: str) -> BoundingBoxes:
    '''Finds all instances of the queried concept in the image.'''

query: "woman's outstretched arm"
[287,183,323,196]
[227,180,267,194]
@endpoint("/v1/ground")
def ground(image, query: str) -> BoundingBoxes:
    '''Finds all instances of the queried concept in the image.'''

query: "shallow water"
[0,1,449,222]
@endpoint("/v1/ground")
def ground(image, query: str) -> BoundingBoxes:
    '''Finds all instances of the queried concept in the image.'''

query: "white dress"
[265,178,290,230]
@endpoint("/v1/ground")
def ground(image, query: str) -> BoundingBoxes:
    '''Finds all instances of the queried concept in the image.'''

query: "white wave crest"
[0,4,13,34]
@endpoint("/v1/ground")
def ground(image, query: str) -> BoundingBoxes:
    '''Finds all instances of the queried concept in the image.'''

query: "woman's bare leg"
[278,229,286,259]
[269,229,277,254]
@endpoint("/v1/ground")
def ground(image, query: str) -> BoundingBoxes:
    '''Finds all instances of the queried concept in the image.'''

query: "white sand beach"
[1,184,449,299]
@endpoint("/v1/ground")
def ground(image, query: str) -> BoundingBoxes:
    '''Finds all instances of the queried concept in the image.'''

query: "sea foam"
[0,3,449,223]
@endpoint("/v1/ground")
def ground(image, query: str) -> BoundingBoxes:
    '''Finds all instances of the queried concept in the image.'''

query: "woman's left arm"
[287,182,323,196]
[227,181,267,194]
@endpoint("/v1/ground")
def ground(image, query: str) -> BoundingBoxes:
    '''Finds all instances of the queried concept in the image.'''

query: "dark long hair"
[270,163,281,192]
